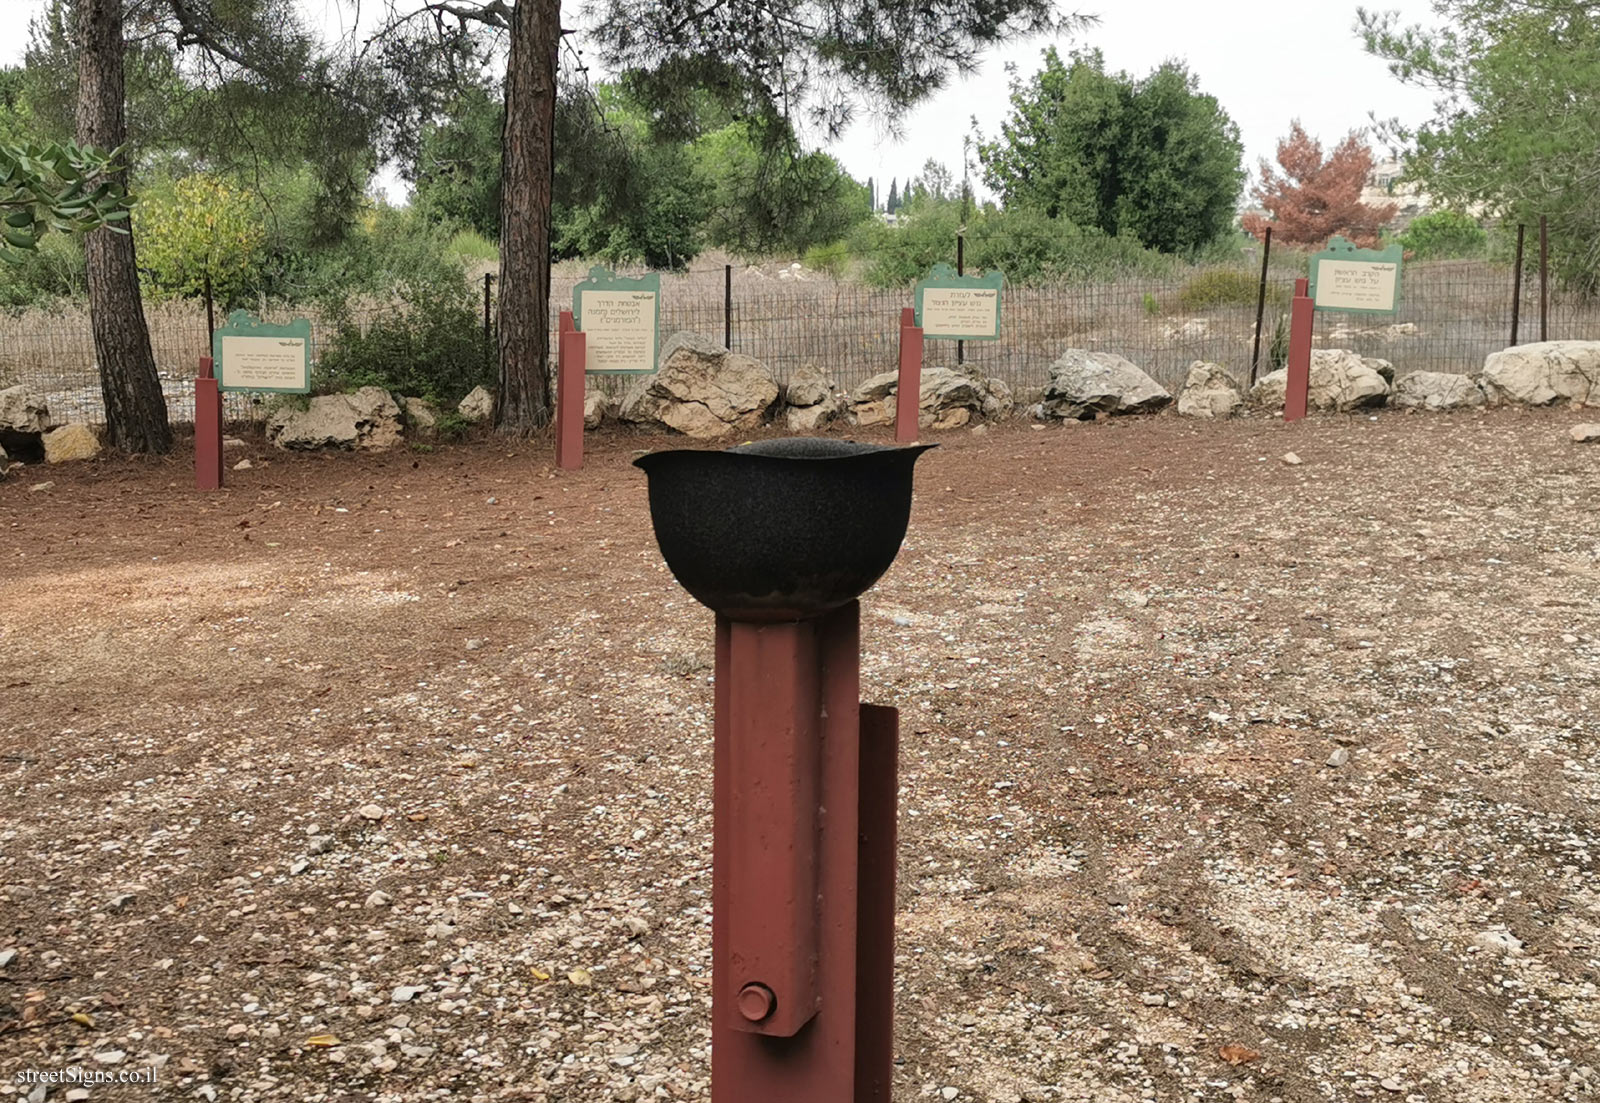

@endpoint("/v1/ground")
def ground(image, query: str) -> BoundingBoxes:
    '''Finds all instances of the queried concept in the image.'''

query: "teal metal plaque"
[213,310,312,394]
[573,266,662,374]
[1309,236,1404,314]
[914,263,1004,341]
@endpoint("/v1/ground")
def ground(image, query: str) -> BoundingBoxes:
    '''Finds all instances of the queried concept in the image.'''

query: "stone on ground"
[267,387,403,451]
[400,396,438,433]
[1391,371,1486,411]
[1039,350,1171,419]
[1176,361,1243,419]
[0,384,53,434]
[1251,350,1392,413]
[457,385,494,423]
[619,332,778,440]
[848,365,1011,430]
[43,423,102,463]
[782,365,848,432]
[584,385,615,430]
[1482,341,1600,406]
[1570,423,1600,443]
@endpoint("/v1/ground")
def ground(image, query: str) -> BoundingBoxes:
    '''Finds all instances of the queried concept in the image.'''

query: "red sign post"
[1285,277,1314,423]
[711,603,899,1101]
[555,309,586,470]
[896,306,922,443]
[194,356,224,490]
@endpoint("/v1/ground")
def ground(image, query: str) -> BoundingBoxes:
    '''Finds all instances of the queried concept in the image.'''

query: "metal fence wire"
[1,254,1594,426]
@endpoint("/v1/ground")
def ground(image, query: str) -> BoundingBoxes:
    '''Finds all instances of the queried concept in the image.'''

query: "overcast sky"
[2,0,1445,202]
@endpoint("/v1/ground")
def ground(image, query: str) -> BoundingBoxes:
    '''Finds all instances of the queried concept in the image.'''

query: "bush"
[1398,210,1487,260]
[1178,267,1286,311]
[0,233,86,308]
[449,229,500,264]
[316,299,489,406]
[802,240,850,277]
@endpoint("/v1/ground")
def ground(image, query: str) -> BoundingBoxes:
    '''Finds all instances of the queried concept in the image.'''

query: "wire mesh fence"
[2,254,1596,426]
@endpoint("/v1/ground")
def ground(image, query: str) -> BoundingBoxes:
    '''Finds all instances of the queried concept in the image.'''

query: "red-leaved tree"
[1241,122,1397,248]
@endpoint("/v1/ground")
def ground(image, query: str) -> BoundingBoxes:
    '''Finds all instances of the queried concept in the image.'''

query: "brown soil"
[2,408,1598,1102]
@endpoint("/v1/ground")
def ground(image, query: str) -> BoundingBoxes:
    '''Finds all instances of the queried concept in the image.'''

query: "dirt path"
[2,409,1597,1102]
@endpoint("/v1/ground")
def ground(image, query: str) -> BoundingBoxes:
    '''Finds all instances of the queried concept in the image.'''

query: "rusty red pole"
[711,601,899,1102]
[1285,277,1313,423]
[194,355,223,490]
[896,306,922,443]
[556,309,585,470]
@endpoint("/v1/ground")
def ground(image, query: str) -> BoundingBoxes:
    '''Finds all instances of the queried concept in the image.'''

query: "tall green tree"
[392,0,1083,435]
[978,48,1244,254]
[1360,0,1600,289]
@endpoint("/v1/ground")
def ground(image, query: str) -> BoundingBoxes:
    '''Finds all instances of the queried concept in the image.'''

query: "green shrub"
[448,229,500,264]
[802,240,850,277]
[316,300,489,405]
[1398,210,1487,260]
[1178,267,1286,311]
[0,232,86,308]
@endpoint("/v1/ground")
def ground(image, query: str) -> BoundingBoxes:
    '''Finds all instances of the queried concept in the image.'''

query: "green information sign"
[213,310,312,394]
[1309,236,1404,314]
[573,266,662,374]
[914,263,1004,341]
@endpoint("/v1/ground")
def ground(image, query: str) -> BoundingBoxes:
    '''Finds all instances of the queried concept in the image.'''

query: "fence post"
[1539,215,1549,342]
[956,233,965,367]
[483,273,495,375]
[896,306,922,443]
[1250,226,1273,385]
[1510,225,1525,345]
[1285,278,1313,424]
[724,264,733,351]
[556,309,584,470]
[194,355,223,491]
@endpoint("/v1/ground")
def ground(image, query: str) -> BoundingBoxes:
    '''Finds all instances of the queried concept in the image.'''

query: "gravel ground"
[1,408,1597,1103]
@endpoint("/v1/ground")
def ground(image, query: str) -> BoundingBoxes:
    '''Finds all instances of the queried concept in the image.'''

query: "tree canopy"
[1240,122,1396,249]
[0,139,132,263]
[977,48,1244,255]
[1359,0,1600,289]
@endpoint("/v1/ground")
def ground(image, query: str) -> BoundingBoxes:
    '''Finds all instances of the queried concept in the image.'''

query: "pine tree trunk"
[77,0,170,454]
[494,0,560,435]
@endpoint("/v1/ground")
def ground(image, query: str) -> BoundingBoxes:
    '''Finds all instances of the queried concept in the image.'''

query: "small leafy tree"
[1396,209,1486,260]
[135,173,266,303]
[1241,122,1396,249]
[0,139,132,263]
[977,49,1245,255]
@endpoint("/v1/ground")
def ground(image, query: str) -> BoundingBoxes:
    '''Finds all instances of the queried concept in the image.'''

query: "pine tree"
[1241,122,1396,249]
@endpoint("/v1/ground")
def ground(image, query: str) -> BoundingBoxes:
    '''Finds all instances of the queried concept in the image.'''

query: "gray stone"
[457,385,494,423]
[1250,350,1391,413]
[782,365,849,432]
[584,386,614,430]
[1483,341,1600,406]
[1175,361,1243,419]
[619,331,779,440]
[1570,423,1600,443]
[1040,350,1171,419]
[400,395,438,433]
[1391,371,1486,411]
[0,948,15,968]
[848,366,1010,431]
[784,364,835,408]
[232,459,252,471]
[267,387,403,451]
[0,440,8,479]
[0,385,52,433]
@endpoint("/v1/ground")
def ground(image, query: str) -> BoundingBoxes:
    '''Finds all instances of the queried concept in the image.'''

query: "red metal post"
[1285,277,1313,424]
[854,702,899,1102]
[896,306,922,443]
[556,309,585,471]
[713,601,872,1102]
[194,356,223,490]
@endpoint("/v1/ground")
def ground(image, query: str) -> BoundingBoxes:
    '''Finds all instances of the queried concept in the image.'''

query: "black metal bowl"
[633,439,936,622]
